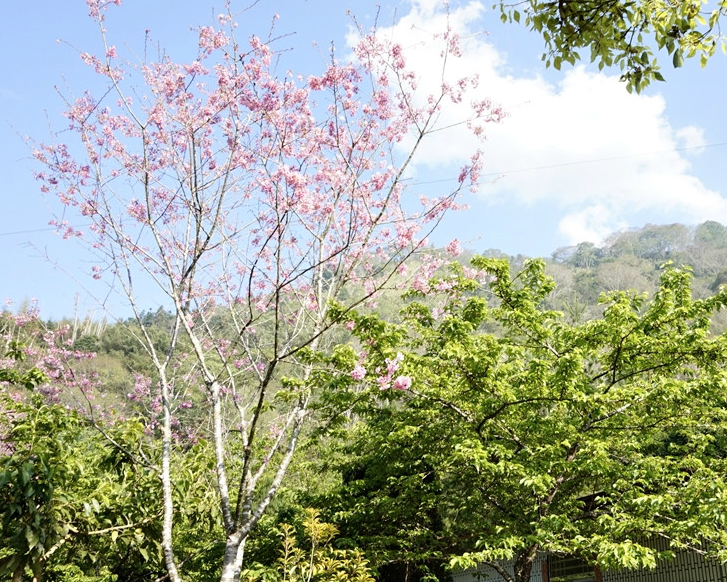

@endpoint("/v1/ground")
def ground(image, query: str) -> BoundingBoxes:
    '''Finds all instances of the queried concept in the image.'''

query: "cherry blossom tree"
[32,1,501,580]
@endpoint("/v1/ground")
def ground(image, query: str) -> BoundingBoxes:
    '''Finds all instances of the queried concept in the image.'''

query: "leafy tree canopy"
[319,258,727,582]
[498,0,727,91]
[0,395,164,582]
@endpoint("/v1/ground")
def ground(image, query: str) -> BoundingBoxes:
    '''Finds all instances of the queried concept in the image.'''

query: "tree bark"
[161,375,182,582]
[219,536,245,582]
[513,544,539,582]
[483,560,515,582]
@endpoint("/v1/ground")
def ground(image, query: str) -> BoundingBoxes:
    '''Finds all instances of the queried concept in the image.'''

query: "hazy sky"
[2,0,726,318]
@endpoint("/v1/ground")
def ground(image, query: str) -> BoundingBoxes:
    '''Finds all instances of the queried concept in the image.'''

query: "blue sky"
[2,0,726,319]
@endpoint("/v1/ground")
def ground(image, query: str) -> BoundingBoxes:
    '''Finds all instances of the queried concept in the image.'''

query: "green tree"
[688,221,727,277]
[568,242,602,270]
[0,310,233,581]
[694,221,727,247]
[319,416,458,582]
[322,258,727,582]
[604,224,690,261]
[0,396,164,582]
[0,391,231,582]
[497,0,727,92]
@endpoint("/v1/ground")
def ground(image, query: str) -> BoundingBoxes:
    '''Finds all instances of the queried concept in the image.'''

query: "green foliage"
[545,222,727,325]
[240,509,375,582]
[99,322,170,375]
[0,340,49,389]
[694,221,727,248]
[497,0,727,91]
[6,221,727,581]
[72,335,101,353]
[44,563,118,582]
[0,396,165,582]
[167,439,228,582]
[322,258,727,581]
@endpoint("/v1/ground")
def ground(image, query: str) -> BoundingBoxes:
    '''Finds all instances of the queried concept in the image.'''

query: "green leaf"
[20,465,31,486]
[673,50,685,67]
[25,528,40,549]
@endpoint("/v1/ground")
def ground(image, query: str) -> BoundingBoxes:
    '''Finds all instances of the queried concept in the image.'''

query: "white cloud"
[558,205,626,246]
[371,0,727,246]
[676,125,706,152]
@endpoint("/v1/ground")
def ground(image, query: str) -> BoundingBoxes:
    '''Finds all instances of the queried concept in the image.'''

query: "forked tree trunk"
[513,544,539,582]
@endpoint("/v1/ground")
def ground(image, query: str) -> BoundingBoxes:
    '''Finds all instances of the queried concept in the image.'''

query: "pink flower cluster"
[351,364,367,381]
[376,353,411,391]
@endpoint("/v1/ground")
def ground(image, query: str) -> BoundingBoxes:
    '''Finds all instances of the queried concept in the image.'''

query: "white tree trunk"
[219,536,246,582]
[161,375,182,582]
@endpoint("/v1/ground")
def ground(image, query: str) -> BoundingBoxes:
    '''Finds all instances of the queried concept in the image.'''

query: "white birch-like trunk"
[161,376,182,582]
[219,536,246,582]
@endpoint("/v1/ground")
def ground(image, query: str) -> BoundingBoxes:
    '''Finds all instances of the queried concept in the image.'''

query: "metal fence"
[452,541,727,582]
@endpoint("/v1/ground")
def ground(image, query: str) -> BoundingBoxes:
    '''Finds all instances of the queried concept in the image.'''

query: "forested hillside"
[21,221,727,414]
[537,221,727,328]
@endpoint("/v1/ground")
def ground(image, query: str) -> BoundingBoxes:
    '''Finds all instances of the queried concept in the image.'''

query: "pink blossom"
[351,365,366,381]
[127,199,147,222]
[392,375,412,391]
[376,353,406,389]
[386,352,403,375]
[446,239,462,257]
